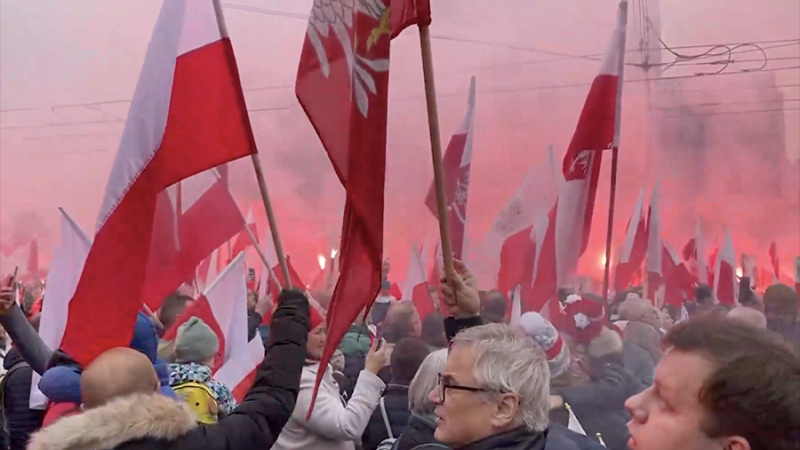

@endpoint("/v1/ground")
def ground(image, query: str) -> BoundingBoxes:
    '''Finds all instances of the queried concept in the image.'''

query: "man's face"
[429,344,497,447]
[625,349,722,450]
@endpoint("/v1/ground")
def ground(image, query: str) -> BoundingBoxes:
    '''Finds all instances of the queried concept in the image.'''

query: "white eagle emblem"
[305,0,391,118]
[568,150,593,177]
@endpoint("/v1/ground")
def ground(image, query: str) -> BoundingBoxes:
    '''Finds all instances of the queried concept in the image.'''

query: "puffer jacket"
[361,384,411,450]
[26,289,311,450]
[558,356,644,450]
[2,348,45,450]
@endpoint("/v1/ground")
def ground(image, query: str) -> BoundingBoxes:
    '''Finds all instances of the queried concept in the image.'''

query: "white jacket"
[271,362,385,450]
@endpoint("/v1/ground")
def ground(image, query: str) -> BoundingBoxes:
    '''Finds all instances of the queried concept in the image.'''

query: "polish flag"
[532,0,629,321]
[614,189,647,291]
[509,285,522,328]
[164,252,248,371]
[662,241,695,309]
[768,241,780,283]
[425,77,477,260]
[141,169,245,311]
[30,209,91,409]
[713,228,737,305]
[402,245,435,319]
[645,184,662,301]
[216,336,265,403]
[196,247,221,293]
[231,205,259,258]
[60,0,258,366]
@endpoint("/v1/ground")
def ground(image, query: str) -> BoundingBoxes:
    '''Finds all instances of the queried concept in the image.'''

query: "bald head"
[81,347,159,410]
[728,307,768,330]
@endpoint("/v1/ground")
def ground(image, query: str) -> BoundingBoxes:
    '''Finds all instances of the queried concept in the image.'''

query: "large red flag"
[425,77,477,260]
[614,189,647,291]
[390,0,431,38]
[60,0,258,366]
[532,0,629,320]
[297,0,418,417]
[142,169,245,311]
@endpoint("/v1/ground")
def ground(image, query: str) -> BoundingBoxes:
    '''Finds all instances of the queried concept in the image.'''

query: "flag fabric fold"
[231,205,259,257]
[615,189,647,291]
[425,76,477,260]
[645,184,662,301]
[714,228,737,306]
[402,245,435,319]
[60,0,258,366]
[390,0,431,38]
[164,252,248,371]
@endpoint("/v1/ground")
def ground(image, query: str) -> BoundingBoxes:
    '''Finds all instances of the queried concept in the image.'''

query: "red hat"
[563,294,605,345]
[309,305,325,330]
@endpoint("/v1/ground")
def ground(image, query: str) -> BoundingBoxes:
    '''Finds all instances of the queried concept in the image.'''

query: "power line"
[662,107,799,119]
[652,98,800,111]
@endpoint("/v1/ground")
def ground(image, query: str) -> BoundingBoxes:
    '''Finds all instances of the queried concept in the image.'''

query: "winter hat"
[587,327,624,359]
[563,294,606,345]
[174,317,219,364]
[519,312,571,378]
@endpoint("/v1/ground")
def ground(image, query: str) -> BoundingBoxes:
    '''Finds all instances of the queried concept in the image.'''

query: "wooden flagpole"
[250,154,292,290]
[418,24,455,276]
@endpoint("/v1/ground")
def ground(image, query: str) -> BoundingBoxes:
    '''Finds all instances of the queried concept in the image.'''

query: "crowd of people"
[0,259,798,450]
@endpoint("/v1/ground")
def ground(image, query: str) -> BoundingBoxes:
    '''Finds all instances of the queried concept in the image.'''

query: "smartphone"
[374,326,385,350]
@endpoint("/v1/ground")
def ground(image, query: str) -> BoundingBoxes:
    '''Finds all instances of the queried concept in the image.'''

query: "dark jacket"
[362,384,411,450]
[26,290,311,450]
[558,356,644,450]
[394,413,447,450]
[2,348,45,450]
[621,342,655,387]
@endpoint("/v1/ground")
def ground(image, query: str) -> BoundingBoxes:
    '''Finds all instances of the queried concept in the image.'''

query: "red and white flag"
[662,241,694,309]
[402,245,435,319]
[164,252,249,372]
[30,209,92,409]
[509,285,522,328]
[196,247,221,293]
[60,0,258,366]
[645,184,662,301]
[231,205,259,257]
[614,189,647,291]
[296,0,424,417]
[425,77,477,260]
[142,169,245,311]
[713,228,737,305]
[216,335,265,403]
[532,0,629,320]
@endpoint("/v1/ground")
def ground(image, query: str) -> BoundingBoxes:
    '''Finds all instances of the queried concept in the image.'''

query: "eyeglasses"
[436,373,489,403]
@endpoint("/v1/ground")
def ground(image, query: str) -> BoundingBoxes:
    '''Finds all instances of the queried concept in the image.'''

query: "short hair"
[390,337,431,385]
[665,317,800,449]
[421,311,447,349]
[695,284,713,305]
[727,307,767,330]
[383,302,417,344]
[481,290,507,323]
[623,320,662,362]
[763,284,799,320]
[157,291,192,330]
[451,323,550,432]
[408,348,448,415]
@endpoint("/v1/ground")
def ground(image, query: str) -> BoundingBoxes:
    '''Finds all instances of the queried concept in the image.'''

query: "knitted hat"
[563,294,605,345]
[519,312,571,378]
[174,317,219,364]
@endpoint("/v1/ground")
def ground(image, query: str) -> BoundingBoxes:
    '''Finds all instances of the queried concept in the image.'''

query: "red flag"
[497,226,536,298]
[682,238,696,262]
[267,256,306,301]
[60,0,258,366]
[142,170,245,311]
[218,337,265,402]
[645,185,662,300]
[164,253,249,372]
[531,1,629,315]
[402,245,435,319]
[231,206,258,257]
[297,0,410,418]
[714,228,736,305]
[424,77,477,260]
[662,242,695,309]
[390,0,431,38]
[614,189,647,291]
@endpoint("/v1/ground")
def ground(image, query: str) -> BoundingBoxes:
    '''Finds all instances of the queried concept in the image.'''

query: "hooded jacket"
[27,289,310,450]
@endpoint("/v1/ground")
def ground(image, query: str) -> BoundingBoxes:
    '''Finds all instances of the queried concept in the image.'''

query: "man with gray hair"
[428,260,606,450]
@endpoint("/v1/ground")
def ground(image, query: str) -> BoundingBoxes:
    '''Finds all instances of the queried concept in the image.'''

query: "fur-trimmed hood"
[27,393,198,450]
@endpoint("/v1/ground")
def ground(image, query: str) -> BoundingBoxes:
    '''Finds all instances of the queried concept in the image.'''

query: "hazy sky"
[1,0,798,282]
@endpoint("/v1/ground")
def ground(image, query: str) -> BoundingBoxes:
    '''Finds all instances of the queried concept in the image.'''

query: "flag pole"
[211,0,292,290]
[601,0,629,319]
[418,24,455,276]
[250,154,292,290]
[243,214,283,290]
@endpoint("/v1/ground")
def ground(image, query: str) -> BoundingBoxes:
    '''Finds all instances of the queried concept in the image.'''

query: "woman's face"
[307,323,327,360]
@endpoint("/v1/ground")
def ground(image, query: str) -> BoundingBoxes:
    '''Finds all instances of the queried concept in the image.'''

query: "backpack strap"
[379,397,393,440]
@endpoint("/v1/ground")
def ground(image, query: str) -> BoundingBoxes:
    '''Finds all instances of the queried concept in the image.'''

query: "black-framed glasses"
[436,373,489,403]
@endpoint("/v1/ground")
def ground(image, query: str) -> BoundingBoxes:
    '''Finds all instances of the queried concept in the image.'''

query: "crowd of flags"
[1,0,798,419]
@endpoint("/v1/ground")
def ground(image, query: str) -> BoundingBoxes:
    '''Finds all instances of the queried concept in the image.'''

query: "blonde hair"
[408,348,448,415]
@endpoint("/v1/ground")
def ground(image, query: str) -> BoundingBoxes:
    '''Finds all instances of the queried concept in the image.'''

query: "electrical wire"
[662,107,799,119]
